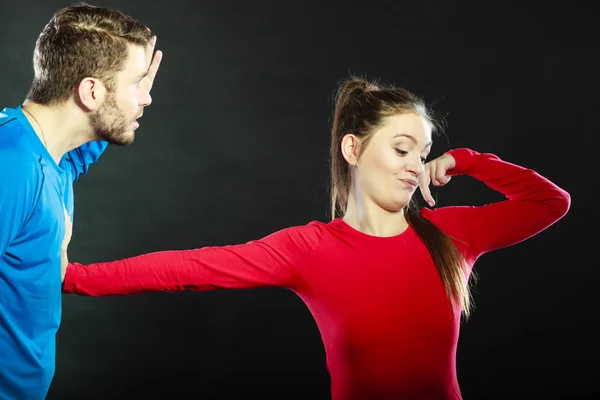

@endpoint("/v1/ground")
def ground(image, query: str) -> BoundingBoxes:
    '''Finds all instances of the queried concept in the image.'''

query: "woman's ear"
[341,134,361,166]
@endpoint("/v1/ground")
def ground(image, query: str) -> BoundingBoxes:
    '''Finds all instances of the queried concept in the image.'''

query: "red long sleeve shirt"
[63,148,570,399]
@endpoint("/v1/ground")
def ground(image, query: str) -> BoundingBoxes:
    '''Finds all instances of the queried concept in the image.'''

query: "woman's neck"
[342,193,409,237]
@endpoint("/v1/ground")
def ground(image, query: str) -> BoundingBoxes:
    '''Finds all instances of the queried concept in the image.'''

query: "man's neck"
[21,100,96,164]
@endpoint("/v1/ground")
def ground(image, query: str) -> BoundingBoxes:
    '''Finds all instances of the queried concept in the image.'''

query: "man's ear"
[341,134,362,166]
[76,77,107,111]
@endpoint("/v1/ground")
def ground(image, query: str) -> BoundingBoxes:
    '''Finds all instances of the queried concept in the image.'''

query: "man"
[0,3,162,399]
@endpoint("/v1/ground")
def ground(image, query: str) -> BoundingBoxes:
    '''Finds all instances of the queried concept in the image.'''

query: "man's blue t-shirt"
[0,106,108,400]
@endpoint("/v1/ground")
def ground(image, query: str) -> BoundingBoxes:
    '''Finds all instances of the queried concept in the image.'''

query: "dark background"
[1,0,597,398]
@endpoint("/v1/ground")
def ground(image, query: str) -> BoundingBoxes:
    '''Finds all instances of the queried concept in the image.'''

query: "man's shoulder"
[0,133,42,184]
[0,108,21,132]
[0,107,29,146]
[0,106,38,165]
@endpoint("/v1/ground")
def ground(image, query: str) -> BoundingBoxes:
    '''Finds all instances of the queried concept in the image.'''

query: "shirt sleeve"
[0,152,40,257]
[63,141,109,183]
[422,148,570,261]
[62,222,324,296]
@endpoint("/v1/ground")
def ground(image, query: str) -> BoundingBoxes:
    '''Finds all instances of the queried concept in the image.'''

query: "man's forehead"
[122,44,148,76]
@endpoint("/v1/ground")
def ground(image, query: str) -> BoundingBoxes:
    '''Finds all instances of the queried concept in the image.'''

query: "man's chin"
[101,131,135,146]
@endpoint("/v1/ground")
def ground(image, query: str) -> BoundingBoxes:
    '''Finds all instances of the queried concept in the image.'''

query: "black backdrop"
[0,0,596,398]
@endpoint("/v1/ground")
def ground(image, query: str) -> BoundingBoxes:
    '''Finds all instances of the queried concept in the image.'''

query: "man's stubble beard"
[90,94,135,146]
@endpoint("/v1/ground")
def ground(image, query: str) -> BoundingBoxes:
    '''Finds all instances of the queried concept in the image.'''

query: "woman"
[62,77,570,399]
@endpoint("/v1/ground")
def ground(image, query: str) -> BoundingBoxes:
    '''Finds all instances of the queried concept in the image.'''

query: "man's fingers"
[145,50,163,92]
[146,35,156,57]
[144,36,157,66]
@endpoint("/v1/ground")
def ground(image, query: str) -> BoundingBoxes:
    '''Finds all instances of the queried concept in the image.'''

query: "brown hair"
[330,76,475,317]
[27,2,153,105]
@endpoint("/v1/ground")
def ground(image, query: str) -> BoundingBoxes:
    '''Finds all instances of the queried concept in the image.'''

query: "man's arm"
[64,141,109,183]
